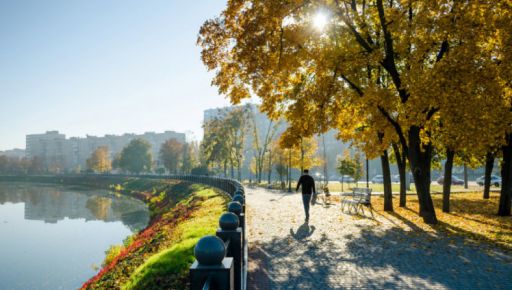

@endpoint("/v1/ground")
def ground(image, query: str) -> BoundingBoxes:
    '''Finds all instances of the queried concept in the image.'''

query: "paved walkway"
[246,187,512,290]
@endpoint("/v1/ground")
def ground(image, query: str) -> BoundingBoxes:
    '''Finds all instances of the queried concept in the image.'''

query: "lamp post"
[366,157,370,188]
[315,172,322,187]
[267,148,272,187]
[288,148,292,192]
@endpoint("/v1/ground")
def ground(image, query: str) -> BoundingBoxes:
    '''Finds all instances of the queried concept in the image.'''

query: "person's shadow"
[290,222,316,240]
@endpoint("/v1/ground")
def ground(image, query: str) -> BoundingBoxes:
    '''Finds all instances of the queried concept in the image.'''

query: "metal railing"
[167,175,247,290]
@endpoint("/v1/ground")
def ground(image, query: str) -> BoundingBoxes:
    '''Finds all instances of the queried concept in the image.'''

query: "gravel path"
[246,187,512,290]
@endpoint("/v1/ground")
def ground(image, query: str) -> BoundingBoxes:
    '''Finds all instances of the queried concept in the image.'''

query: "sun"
[313,12,328,30]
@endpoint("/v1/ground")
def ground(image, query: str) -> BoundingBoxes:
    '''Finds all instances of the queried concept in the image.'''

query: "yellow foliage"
[372,192,512,252]
[198,0,512,157]
[86,146,111,173]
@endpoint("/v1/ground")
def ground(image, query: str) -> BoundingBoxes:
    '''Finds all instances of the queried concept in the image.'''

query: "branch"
[340,74,364,96]
[377,106,407,150]
[278,26,284,68]
[426,107,439,120]
[376,0,407,103]
[334,0,374,53]
[435,40,449,62]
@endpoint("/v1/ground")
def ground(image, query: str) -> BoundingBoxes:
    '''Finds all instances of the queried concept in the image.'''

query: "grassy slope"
[78,179,228,290]
[123,189,225,289]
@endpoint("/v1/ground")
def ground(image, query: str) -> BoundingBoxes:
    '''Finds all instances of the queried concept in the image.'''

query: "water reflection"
[0,182,149,231]
[0,182,150,290]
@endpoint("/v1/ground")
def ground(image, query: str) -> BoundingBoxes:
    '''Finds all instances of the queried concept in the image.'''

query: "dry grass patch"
[371,192,512,252]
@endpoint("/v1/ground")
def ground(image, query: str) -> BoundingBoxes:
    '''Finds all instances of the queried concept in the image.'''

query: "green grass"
[122,187,227,290]
[253,179,486,194]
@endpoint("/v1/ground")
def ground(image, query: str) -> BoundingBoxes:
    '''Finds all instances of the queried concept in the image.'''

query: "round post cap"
[219,212,239,230]
[232,194,244,204]
[194,236,226,266]
[228,201,242,215]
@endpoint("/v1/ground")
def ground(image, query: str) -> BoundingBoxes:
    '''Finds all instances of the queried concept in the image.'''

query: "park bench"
[340,187,374,217]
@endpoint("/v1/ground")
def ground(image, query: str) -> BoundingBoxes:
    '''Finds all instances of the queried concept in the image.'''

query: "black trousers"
[302,194,312,219]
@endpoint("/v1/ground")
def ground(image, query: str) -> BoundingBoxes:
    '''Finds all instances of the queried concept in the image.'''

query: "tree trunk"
[498,134,512,216]
[381,150,393,212]
[322,134,328,185]
[267,150,272,185]
[483,152,494,199]
[463,163,468,189]
[341,176,344,192]
[237,161,242,182]
[365,157,369,188]
[257,158,263,183]
[442,149,455,213]
[408,126,437,224]
[279,170,284,189]
[288,150,292,192]
[393,143,407,207]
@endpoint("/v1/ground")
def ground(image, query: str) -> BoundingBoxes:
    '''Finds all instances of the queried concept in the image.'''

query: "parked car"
[329,174,340,181]
[475,175,501,187]
[392,174,400,183]
[371,175,384,184]
[436,175,464,185]
[340,175,355,183]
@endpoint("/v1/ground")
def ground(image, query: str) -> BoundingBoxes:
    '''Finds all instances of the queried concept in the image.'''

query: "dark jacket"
[296,174,316,195]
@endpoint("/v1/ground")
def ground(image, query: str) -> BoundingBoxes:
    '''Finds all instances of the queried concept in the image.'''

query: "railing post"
[216,213,242,290]
[228,201,244,246]
[232,193,245,214]
[190,236,234,290]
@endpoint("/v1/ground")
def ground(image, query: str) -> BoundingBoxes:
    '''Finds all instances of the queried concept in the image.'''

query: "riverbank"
[0,175,229,290]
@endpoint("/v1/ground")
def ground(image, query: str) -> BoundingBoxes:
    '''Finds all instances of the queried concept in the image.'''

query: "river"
[0,182,150,290]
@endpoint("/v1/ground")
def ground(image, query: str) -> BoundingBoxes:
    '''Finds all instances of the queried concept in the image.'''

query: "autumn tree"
[181,142,198,174]
[251,111,281,183]
[86,146,111,173]
[199,0,512,222]
[160,138,184,174]
[336,150,363,192]
[202,116,230,175]
[272,140,289,189]
[118,139,152,174]
[202,106,251,179]
[279,133,323,174]
[28,156,44,174]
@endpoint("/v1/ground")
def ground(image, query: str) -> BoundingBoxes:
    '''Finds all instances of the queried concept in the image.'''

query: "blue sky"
[0,0,233,150]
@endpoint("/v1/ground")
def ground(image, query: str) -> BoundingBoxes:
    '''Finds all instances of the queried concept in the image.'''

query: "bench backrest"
[352,187,372,204]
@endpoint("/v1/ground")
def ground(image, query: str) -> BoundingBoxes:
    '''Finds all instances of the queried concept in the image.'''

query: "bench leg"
[368,205,374,218]
[350,203,355,214]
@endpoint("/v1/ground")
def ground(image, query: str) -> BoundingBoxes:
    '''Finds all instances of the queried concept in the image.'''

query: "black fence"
[168,175,247,290]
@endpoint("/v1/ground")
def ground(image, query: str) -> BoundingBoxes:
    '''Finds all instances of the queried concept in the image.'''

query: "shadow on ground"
[248,221,512,290]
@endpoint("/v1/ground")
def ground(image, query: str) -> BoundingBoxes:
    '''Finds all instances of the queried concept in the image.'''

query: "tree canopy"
[160,138,184,174]
[86,146,112,173]
[199,0,512,223]
[118,139,152,174]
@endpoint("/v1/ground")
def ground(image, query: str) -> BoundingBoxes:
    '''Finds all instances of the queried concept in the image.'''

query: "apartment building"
[25,130,186,172]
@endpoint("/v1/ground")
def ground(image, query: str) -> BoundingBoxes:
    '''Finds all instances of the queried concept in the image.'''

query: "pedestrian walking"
[296,169,316,222]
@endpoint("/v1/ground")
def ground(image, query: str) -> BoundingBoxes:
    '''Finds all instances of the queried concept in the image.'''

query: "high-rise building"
[26,131,67,172]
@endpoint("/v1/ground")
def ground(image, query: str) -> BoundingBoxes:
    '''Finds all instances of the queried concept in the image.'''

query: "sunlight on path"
[246,187,512,290]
